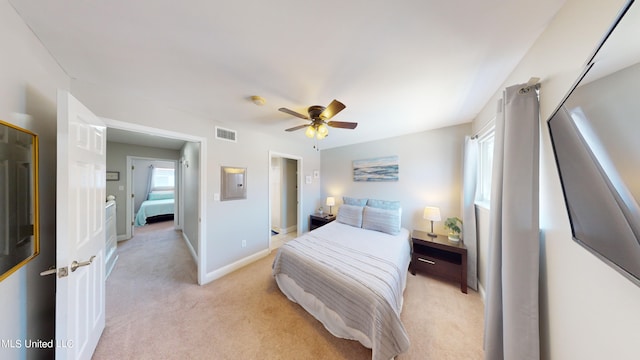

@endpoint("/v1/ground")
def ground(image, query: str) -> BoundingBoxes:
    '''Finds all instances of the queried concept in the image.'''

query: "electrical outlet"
[241,240,246,248]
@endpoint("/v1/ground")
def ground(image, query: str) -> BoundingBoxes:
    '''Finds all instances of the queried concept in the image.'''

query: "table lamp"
[326,197,335,215]
[423,206,441,237]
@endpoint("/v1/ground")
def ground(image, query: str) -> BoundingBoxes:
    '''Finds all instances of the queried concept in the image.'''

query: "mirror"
[0,119,39,282]
[547,1,640,287]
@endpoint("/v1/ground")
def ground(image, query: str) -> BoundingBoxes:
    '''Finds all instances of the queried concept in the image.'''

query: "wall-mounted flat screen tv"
[548,0,640,287]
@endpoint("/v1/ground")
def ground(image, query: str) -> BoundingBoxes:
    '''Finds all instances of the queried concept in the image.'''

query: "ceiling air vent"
[215,126,237,143]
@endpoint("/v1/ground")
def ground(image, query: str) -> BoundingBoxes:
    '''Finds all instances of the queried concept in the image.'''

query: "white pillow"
[336,204,364,228]
[362,205,401,235]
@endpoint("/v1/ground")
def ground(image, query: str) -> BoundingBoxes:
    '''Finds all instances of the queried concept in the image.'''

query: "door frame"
[268,151,303,250]
[102,117,208,285]
[126,156,180,240]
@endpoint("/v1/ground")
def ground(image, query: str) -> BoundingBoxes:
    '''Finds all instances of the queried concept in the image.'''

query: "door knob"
[71,255,96,272]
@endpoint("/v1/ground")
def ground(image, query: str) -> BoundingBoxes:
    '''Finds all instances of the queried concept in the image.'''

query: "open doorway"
[269,151,303,250]
[104,118,207,285]
[128,157,178,236]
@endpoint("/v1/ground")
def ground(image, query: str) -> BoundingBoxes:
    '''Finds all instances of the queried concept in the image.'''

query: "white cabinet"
[105,200,118,278]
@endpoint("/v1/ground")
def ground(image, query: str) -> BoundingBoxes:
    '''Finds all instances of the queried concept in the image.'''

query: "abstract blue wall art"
[353,156,399,182]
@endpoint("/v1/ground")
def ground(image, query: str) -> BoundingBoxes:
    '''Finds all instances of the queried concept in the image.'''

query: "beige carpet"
[93,222,484,359]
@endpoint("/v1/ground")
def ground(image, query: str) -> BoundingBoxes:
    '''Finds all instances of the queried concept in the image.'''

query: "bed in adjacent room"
[134,191,175,226]
[272,198,410,360]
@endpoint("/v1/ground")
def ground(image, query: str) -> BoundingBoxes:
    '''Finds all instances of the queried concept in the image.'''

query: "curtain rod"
[471,77,541,139]
[519,77,541,94]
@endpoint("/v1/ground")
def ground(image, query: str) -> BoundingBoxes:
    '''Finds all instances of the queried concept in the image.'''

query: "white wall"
[321,124,470,234]
[0,1,70,358]
[181,142,200,253]
[472,0,640,359]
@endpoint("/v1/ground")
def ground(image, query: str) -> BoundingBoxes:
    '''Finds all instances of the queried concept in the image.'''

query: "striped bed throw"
[272,230,410,360]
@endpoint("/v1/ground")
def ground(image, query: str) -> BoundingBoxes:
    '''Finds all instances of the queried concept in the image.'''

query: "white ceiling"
[10,0,566,149]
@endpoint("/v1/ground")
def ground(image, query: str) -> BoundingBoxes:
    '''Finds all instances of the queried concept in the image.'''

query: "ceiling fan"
[279,99,358,139]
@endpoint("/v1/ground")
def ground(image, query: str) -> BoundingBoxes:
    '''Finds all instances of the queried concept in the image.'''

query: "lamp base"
[427,221,437,237]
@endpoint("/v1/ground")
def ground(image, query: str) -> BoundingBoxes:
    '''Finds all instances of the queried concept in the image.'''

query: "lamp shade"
[317,123,329,137]
[305,126,316,138]
[423,206,441,221]
[326,197,336,206]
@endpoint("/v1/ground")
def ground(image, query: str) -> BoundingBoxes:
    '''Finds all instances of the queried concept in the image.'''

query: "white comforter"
[272,221,411,360]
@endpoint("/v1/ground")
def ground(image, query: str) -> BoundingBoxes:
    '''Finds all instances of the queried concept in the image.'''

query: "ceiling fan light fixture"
[305,125,316,138]
[250,95,266,106]
[279,99,356,141]
[317,123,329,137]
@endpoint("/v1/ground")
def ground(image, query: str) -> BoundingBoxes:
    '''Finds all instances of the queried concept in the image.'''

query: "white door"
[130,162,135,238]
[56,90,106,359]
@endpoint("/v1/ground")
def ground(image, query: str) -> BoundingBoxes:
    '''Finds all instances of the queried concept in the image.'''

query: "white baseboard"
[281,225,297,234]
[271,226,297,235]
[182,232,198,263]
[203,249,270,284]
[117,234,130,242]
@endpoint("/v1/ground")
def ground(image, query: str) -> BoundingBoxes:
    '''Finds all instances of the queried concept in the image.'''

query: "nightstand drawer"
[413,254,459,278]
[309,214,335,231]
[410,231,468,293]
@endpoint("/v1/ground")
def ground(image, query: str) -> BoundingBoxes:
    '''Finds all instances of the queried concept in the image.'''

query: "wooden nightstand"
[309,214,336,231]
[410,230,468,294]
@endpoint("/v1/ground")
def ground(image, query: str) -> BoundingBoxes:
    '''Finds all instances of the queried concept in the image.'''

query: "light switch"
[214,193,220,201]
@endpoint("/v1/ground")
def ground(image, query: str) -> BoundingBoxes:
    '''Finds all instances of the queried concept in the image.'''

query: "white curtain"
[462,136,478,291]
[484,83,540,360]
[145,165,154,201]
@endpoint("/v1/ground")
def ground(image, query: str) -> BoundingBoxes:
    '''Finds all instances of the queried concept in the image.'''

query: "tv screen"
[547,1,640,287]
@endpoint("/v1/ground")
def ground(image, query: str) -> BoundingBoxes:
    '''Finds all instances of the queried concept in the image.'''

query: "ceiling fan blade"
[285,124,309,132]
[319,99,346,120]
[279,107,309,120]
[327,121,358,129]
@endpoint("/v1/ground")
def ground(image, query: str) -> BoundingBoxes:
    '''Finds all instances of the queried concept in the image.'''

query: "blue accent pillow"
[343,196,368,206]
[366,198,401,210]
[362,206,402,235]
[336,204,364,228]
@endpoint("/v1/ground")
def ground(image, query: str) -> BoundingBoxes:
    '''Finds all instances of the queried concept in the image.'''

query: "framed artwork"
[106,171,120,181]
[353,155,399,182]
[0,119,39,282]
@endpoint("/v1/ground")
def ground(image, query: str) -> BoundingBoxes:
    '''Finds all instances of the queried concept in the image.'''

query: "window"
[152,167,175,190]
[476,127,495,207]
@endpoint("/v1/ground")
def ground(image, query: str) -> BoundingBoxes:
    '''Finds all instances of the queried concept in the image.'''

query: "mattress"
[134,198,175,226]
[272,221,411,360]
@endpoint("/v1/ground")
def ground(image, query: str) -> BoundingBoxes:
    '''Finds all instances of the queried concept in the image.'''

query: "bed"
[272,200,411,360]
[134,191,175,226]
